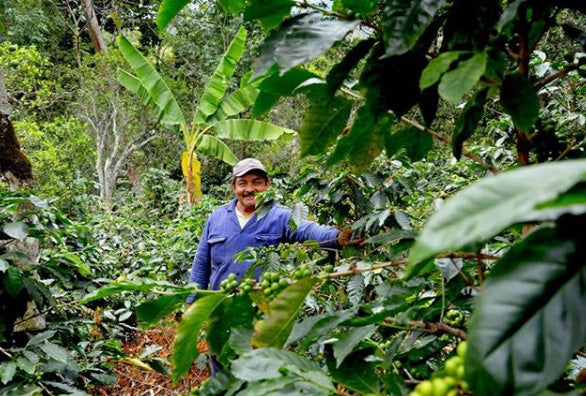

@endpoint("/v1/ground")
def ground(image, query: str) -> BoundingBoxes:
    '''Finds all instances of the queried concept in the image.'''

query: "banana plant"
[116,26,294,204]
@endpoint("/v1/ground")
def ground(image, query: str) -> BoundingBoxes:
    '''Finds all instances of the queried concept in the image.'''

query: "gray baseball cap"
[232,158,268,177]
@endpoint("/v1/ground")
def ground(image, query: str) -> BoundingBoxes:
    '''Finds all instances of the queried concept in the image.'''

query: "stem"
[0,345,13,358]
[384,317,468,339]
[440,275,446,321]
[339,87,500,174]
[322,252,500,279]
[534,63,580,90]
[399,116,501,174]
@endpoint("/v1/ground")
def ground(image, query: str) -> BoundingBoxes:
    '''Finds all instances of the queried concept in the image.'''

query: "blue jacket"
[187,199,339,300]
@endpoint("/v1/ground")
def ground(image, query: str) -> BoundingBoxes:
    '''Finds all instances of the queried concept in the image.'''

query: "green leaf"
[408,160,586,270]
[496,0,527,32]
[206,294,254,365]
[438,52,487,104]
[236,377,297,396]
[299,97,352,157]
[252,277,318,349]
[334,325,376,367]
[212,119,295,141]
[80,279,194,304]
[420,51,466,90]
[365,229,417,244]
[359,46,428,117]
[233,348,322,382]
[452,88,488,159]
[289,203,308,231]
[156,0,190,32]
[384,126,433,162]
[211,84,259,122]
[500,72,539,133]
[194,26,247,124]
[326,39,376,93]
[3,222,28,241]
[328,106,393,172]
[219,0,245,14]
[26,330,56,348]
[466,225,586,396]
[243,0,294,31]
[136,293,189,328]
[172,294,226,384]
[382,0,447,57]
[117,36,185,126]
[4,266,24,297]
[255,13,360,76]
[0,361,16,385]
[39,343,69,363]
[196,135,239,165]
[61,253,92,277]
[333,0,378,15]
[326,349,380,394]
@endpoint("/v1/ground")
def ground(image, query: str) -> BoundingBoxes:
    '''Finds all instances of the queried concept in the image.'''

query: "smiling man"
[187,158,353,300]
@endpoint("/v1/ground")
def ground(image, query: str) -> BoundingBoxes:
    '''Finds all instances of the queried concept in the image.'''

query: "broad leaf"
[289,203,308,231]
[194,26,247,124]
[212,119,295,141]
[172,294,226,384]
[196,135,239,166]
[117,36,185,126]
[497,0,527,32]
[382,0,447,57]
[80,279,195,304]
[206,294,254,365]
[334,325,376,367]
[4,266,24,297]
[408,160,586,269]
[439,52,487,104]
[157,0,190,32]
[326,349,381,394]
[252,277,318,348]
[328,106,393,172]
[384,126,433,162]
[243,0,294,31]
[252,67,320,116]
[299,97,352,157]
[219,0,245,14]
[467,225,586,396]
[39,343,69,363]
[136,293,190,328]
[3,222,28,241]
[255,13,360,76]
[0,361,16,385]
[26,330,56,348]
[420,51,466,90]
[326,39,376,93]
[360,45,428,116]
[500,72,539,133]
[452,88,488,159]
[211,84,259,122]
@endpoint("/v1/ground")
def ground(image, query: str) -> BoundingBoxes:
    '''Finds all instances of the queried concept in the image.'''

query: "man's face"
[231,172,271,211]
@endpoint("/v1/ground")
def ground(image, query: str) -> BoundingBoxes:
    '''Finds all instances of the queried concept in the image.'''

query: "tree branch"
[399,116,501,174]
[535,63,580,90]
[385,317,468,339]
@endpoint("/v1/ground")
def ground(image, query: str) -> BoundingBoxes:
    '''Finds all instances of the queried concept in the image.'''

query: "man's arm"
[186,221,211,305]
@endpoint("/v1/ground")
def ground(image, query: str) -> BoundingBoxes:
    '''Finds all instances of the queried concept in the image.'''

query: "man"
[186,158,354,303]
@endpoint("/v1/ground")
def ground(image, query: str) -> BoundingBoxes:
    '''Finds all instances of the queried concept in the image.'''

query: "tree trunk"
[81,0,108,54]
[0,69,45,332]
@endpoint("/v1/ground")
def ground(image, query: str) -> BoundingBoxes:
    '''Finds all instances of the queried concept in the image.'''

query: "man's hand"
[337,228,364,247]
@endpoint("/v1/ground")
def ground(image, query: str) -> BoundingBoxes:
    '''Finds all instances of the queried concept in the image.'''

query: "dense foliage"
[2,0,586,395]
